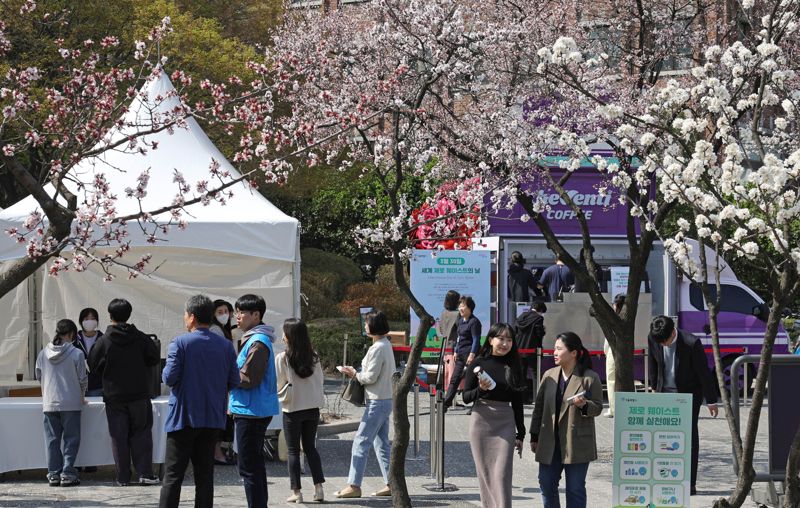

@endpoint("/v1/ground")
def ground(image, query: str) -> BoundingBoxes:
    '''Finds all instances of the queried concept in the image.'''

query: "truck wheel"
[718,354,755,397]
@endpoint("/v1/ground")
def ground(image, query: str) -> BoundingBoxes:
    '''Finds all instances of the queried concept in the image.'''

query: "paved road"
[0,388,770,507]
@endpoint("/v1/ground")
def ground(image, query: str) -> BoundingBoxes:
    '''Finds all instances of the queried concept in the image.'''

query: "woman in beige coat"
[530,331,603,508]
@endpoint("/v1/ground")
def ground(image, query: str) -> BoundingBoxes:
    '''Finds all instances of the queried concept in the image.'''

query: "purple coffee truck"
[486,156,790,394]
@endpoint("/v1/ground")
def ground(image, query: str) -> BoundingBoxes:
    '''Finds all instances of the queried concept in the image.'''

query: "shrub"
[300,248,364,320]
[308,317,409,371]
[338,265,408,321]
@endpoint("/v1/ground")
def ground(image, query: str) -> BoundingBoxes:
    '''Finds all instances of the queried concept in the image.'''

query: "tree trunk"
[388,252,434,508]
[785,426,800,508]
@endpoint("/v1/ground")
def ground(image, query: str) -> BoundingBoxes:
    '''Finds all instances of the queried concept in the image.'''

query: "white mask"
[216,313,229,326]
[82,319,98,332]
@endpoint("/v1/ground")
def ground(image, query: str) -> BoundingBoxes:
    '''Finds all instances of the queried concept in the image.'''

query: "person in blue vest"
[229,294,279,508]
[158,295,239,508]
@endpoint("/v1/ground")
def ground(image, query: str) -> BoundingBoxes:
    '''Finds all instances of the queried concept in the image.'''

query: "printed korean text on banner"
[409,250,491,353]
[613,392,692,508]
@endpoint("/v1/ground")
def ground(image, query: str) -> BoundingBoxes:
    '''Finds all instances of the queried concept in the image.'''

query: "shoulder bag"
[340,376,365,406]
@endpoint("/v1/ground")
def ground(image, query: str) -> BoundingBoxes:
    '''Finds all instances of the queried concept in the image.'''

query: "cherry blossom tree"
[520,2,800,506]
[0,2,334,296]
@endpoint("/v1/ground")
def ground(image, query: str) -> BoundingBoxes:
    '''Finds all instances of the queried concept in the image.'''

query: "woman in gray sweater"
[35,319,88,487]
[336,310,395,499]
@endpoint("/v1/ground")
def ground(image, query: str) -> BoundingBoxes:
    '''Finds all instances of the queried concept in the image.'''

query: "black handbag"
[340,377,366,406]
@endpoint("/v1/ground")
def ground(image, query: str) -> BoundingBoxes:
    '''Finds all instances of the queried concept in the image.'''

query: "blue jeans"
[538,444,590,508]
[43,411,81,480]
[347,398,391,487]
[234,416,271,508]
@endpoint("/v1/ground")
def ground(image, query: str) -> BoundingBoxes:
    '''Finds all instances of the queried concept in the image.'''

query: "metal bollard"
[342,334,348,381]
[535,347,542,396]
[742,360,748,407]
[413,383,420,457]
[643,347,649,392]
[430,390,437,477]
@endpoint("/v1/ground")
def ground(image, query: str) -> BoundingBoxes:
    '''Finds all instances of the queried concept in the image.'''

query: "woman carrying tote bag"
[336,310,395,499]
[276,319,326,503]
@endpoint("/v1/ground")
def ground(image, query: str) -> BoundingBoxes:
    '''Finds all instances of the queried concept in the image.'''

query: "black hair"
[532,300,547,313]
[650,315,675,344]
[185,294,214,326]
[479,322,526,391]
[443,290,461,311]
[108,298,133,323]
[556,331,593,375]
[213,299,233,340]
[365,310,390,336]
[510,251,526,265]
[613,294,626,315]
[459,295,476,312]
[54,319,78,346]
[235,294,266,322]
[78,307,99,325]
[283,318,319,379]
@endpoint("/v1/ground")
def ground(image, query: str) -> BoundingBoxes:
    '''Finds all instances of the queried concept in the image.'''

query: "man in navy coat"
[159,295,240,508]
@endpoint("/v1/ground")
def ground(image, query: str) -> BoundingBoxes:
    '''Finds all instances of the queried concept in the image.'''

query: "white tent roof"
[0,70,298,263]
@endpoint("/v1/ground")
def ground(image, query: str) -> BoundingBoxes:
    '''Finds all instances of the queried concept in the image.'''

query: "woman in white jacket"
[276,319,326,503]
[35,319,88,487]
[336,310,395,499]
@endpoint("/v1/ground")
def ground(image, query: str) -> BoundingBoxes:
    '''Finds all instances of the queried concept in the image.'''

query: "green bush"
[337,265,409,321]
[300,248,364,320]
[308,317,409,372]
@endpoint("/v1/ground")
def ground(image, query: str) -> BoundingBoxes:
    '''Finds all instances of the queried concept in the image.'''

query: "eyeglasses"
[234,310,252,316]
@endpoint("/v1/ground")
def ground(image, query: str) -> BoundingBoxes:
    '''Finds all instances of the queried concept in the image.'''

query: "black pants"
[283,408,325,490]
[106,399,154,483]
[444,353,468,406]
[235,416,272,508]
[158,427,218,508]
[691,396,701,489]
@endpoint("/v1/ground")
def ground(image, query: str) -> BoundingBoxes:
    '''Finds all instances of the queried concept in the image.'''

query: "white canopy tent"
[0,71,299,378]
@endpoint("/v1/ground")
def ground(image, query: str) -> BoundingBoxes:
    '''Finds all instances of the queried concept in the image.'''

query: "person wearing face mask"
[209,300,233,342]
[209,299,236,465]
[75,308,104,397]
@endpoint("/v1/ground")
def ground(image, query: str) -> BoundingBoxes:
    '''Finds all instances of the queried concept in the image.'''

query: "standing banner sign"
[409,250,491,350]
[613,392,692,508]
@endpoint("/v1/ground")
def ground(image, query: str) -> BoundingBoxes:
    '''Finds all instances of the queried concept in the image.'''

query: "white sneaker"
[286,492,303,503]
[603,410,614,418]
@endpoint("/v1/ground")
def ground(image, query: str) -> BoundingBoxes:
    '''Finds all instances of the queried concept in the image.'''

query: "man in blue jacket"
[229,294,279,508]
[159,295,239,508]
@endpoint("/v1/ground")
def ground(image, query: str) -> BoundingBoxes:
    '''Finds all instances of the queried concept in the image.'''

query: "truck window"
[689,282,761,317]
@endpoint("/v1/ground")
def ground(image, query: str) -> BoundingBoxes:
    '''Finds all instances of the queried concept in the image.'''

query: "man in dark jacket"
[88,298,160,487]
[514,300,546,403]
[648,315,718,495]
[507,251,540,323]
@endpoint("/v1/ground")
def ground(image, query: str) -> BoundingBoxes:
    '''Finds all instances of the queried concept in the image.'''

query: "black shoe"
[690,487,697,495]
[139,475,160,485]
[48,476,60,487]
[60,478,80,487]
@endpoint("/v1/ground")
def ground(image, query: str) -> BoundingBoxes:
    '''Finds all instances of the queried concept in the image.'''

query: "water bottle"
[473,366,496,390]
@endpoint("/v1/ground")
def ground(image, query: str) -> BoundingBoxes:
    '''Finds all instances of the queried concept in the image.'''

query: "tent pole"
[26,268,42,379]
[294,228,302,319]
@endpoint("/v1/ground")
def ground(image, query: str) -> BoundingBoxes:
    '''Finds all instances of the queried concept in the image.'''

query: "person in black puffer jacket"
[514,300,547,403]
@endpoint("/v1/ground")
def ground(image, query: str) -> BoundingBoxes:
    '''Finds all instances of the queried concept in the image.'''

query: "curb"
[317,418,361,436]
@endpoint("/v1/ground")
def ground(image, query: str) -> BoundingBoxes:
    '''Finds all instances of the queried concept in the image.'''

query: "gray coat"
[35,341,88,412]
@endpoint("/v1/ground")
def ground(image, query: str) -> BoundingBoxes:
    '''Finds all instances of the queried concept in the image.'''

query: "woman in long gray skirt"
[462,322,526,508]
